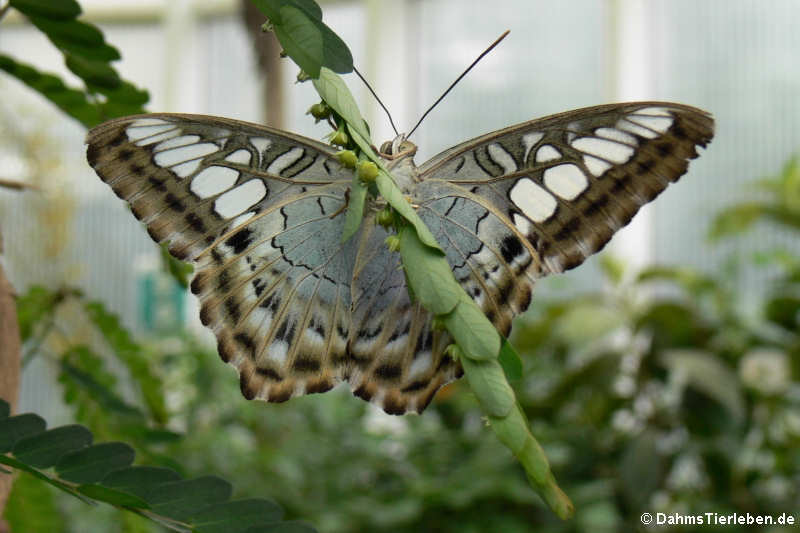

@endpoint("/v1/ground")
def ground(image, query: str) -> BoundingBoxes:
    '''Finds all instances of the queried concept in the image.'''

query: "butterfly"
[86,102,713,415]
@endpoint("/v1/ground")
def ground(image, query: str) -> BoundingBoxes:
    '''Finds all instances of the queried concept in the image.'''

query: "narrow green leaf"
[102,466,182,498]
[0,54,102,127]
[65,53,121,89]
[442,298,501,361]
[77,483,150,508]
[9,0,81,20]
[0,413,47,453]
[498,337,523,380]
[191,499,284,533]
[84,301,167,423]
[246,521,318,533]
[459,357,514,417]
[273,5,324,77]
[341,176,367,243]
[56,442,136,484]
[397,226,460,315]
[256,1,352,76]
[375,172,442,251]
[0,398,9,420]
[147,476,233,521]
[312,68,369,142]
[27,15,121,62]
[13,424,93,468]
[161,241,194,288]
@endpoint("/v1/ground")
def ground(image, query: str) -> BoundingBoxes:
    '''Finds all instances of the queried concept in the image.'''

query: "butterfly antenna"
[354,66,399,137]
[407,30,510,140]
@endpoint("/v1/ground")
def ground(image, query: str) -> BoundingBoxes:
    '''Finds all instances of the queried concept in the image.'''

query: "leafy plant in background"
[3,1,798,533]
[0,0,314,531]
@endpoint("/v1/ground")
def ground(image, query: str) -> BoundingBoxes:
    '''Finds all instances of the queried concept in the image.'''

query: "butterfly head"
[379,135,417,160]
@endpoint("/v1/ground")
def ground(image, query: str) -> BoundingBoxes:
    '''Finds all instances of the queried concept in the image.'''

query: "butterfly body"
[87,102,713,414]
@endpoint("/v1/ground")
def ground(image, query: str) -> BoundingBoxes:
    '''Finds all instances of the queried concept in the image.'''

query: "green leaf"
[191,499,284,533]
[13,424,93,468]
[312,68,370,142]
[708,203,765,240]
[102,466,182,499]
[498,337,523,380]
[245,522,318,533]
[26,15,121,62]
[254,1,352,77]
[161,241,194,288]
[65,53,121,89]
[341,176,367,243]
[0,54,102,127]
[146,476,234,521]
[59,351,145,419]
[9,0,81,20]
[0,398,9,419]
[442,297,501,361]
[660,349,745,421]
[84,301,168,423]
[56,442,136,484]
[459,357,514,417]
[375,172,442,251]
[76,483,150,508]
[397,226,461,315]
[0,413,47,453]
[619,431,664,510]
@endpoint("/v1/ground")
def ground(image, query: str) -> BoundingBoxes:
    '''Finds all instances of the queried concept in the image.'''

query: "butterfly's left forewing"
[87,114,359,403]
[415,102,714,335]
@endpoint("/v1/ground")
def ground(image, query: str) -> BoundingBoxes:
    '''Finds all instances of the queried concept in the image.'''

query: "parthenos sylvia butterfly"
[86,102,713,414]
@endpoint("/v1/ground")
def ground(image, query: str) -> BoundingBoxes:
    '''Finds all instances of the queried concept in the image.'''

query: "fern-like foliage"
[0,398,317,533]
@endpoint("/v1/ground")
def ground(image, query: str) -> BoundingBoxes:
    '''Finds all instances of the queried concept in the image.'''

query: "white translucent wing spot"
[250,137,271,155]
[616,118,659,139]
[230,211,255,231]
[133,130,181,146]
[267,147,305,175]
[266,340,288,365]
[521,132,544,162]
[513,213,533,235]
[510,177,558,223]
[153,135,201,152]
[487,143,518,174]
[190,165,240,199]
[126,122,176,144]
[637,106,673,117]
[543,164,588,200]
[535,144,561,163]
[226,149,252,165]
[571,137,635,164]
[626,114,673,135]
[584,155,613,177]
[594,127,638,146]
[153,143,218,168]
[173,160,202,178]
[214,179,267,218]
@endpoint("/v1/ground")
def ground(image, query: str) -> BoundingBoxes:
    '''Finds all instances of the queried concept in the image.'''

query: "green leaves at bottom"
[0,399,318,532]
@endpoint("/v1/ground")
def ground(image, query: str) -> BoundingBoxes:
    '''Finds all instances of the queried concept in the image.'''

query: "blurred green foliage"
[8,156,800,531]
[3,1,798,531]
